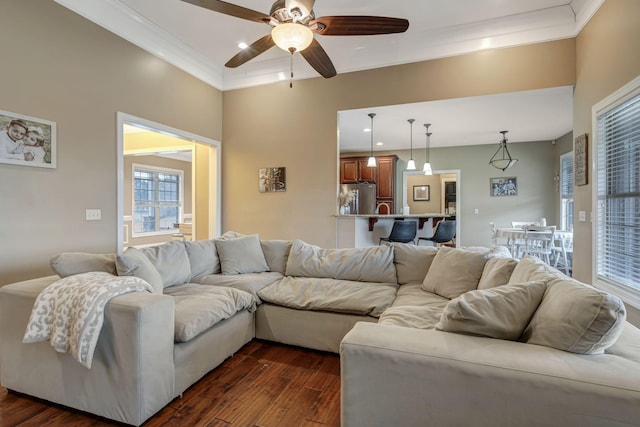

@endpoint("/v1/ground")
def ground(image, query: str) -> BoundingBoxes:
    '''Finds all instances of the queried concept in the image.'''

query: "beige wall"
[0,1,222,285]
[222,39,575,246]
[572,0,640,323]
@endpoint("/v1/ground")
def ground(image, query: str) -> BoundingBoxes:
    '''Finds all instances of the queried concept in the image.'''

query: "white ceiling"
[55,0,598,149]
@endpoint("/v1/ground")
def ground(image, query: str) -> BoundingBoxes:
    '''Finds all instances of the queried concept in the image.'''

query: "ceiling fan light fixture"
[271,22,314,52]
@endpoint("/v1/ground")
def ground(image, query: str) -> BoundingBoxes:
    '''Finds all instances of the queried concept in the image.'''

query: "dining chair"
[379,220,417,245]
[552,231,573,275]
[520,226,556,264]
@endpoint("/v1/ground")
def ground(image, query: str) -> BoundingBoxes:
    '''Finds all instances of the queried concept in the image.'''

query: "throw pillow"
[436,280,547,340]
[522,278,627,354]
[477,257,518,290]
[260,239,292,274]
[115,247,163,293]
[215,234,269,275]
[422,247,489,299]
[389,243,438,285]
[140,241,192,288]
[184,239,221,278]
[50,252,117,278]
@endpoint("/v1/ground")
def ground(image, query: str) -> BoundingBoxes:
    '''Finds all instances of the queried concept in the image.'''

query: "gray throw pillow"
[215,234,269,275]
[140,241,192,288]
[260,239,292,274]
[436,281,547,340]
[50,252,117,278]
[184,239,221,277]
[115,247,163,293]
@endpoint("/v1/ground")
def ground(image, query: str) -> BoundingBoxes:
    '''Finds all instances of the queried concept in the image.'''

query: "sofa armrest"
[340,322,640,427]
[0,276,176,426]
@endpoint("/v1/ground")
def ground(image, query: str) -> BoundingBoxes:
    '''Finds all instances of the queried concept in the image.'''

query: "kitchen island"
[336,214,454,248]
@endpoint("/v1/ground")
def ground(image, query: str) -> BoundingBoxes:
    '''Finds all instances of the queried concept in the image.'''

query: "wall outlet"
[86,209,102,221]
[578,211,586,222]
[474,208,479,214]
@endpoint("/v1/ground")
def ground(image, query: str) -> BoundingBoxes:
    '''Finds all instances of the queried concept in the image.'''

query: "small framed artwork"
[259,167,286,193]
[490,177,518,197]
[0,109,56,168]
[413,185,430,201]
[575,133,588,186]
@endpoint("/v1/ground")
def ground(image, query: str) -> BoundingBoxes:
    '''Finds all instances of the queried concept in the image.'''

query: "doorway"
[117,112,221,252]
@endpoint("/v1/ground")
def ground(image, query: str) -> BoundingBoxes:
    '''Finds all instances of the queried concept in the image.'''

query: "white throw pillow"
[422,247,488,299]
[477,257,518,290]
[436,281,547,340]
[215,234,269,275]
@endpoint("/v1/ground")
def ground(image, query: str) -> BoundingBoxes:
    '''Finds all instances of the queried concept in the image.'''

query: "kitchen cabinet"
[340,155,397,213]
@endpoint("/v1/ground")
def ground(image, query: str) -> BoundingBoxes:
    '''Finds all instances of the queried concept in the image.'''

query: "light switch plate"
[86,209,101,221]
[578,211,586,222]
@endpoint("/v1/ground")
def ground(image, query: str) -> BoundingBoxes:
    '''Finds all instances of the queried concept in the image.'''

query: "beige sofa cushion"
[508,255,557,284]
[285,240,396,284]
[193,271,283,303]
[258,276,398,317]
[115,247,164,293]
[184,239,220,277]
[378,304,446,329]
[140,241,192,288]
[260,240,292,274]
[50,252,117,278]
[214,234,269,275]
[422,247,488,299]
[477,257,518,290]
[389,243,438,285]
[522,278,627,354]
[436,281,547,340]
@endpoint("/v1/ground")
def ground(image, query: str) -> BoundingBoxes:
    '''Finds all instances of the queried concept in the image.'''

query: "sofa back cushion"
[50,252,117,278]
[436,280,547,340]
[477,257,518,290]
[508,255,557,284]
[522,278,627,354]
[215,234,270,275]
[422,247,488,299]
[389,243,438,285]
[285,240,396,283]
[261,240,292,274]
[115,247,164,293]
[140,241,192,288]
[184,239,221,278]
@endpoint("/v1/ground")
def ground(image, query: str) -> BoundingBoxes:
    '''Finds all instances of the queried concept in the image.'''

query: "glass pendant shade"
[367,113,377,168]
[407,159,416,170]
[423,162,433,175]
[406,119,416,170]
[271,23,314,52]
[423,123,432,175]
[489,131,518,171]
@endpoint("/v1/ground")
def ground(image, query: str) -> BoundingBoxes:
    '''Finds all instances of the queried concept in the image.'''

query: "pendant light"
[367,113,377,167]
[423,123,433,175]
[406,119,416,170]
[489,130,518,171]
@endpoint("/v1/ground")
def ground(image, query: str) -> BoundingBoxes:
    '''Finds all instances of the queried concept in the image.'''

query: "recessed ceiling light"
[376,142,384,146]
[363,128,371,132]
[238,42,248,49]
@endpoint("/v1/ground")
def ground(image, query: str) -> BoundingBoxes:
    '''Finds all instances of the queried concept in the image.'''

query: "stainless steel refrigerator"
[341,183,377,214]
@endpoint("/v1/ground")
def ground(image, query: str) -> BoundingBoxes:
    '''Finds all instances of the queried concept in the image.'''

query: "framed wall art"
[413,185,430,201]
[490,177,517,197]
[259,167,286,193]
[0,109,56,169]
[575,133,588,186]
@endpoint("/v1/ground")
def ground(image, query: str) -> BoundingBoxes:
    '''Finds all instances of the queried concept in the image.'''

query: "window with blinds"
[133,165,183,235]
[560,152,574,232]
[595,86,640,294]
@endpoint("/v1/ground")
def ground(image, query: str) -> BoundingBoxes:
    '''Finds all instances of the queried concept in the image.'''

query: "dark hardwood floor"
[0,340,341,427]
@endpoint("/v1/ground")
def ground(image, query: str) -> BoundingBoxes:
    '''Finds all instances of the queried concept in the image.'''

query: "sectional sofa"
[0,234,638,426]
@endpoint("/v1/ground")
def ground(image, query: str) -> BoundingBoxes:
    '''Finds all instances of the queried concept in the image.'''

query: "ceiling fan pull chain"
[289,47,295,88]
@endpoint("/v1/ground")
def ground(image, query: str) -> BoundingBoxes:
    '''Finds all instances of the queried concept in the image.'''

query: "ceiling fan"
[181,0,409,79]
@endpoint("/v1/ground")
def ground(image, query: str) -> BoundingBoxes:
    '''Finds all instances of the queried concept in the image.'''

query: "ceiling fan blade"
[181,0,271,24]
[300,39,337,78]
[312,16,409,36]
[225,34,275,68]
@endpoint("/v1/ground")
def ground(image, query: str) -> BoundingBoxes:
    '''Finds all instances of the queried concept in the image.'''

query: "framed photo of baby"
[0,109,56,169]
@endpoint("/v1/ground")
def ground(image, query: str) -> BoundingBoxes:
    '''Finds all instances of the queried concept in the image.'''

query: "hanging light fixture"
[423,123,433,175]
[406,119,416,170]
[271,23,314,53]
[489,130,518,171]
[367,113,377,167]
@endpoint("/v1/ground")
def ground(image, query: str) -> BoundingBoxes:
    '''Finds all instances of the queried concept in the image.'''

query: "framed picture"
[0,109,56,168]
[413,185,430,201]
[259,167,286,193]
[575,133,588,186]
[490,177,518,197]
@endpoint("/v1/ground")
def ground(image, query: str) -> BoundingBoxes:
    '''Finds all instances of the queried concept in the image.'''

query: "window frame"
[131,163,184,237]
[592,75,640,309]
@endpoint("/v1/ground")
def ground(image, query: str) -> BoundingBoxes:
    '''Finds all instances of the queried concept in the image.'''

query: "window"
[133,165,183,235]
[560,152,574,232]
[594,76,640,302]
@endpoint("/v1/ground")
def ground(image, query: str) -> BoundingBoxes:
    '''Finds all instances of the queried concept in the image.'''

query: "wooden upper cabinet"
[375,157,395,199]
[357,159,375,182]
[340,159,359,183]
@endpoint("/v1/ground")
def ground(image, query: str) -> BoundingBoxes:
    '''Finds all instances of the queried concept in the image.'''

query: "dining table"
[495,227,573,273]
